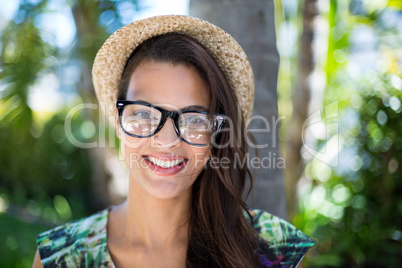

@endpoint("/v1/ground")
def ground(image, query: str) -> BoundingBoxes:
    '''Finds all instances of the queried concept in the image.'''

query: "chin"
[144,177,193,200]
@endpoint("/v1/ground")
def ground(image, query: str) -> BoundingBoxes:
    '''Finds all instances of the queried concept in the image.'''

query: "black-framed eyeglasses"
[116,100,226,146]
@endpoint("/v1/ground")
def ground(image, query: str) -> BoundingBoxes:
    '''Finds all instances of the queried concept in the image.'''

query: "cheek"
[120,135,147,163]
[190,148,211,171]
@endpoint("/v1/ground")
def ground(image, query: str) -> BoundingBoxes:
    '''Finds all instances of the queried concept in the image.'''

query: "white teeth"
[147,156,184,168]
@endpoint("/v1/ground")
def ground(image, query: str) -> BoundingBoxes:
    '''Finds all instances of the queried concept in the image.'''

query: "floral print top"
[36,208,315,267]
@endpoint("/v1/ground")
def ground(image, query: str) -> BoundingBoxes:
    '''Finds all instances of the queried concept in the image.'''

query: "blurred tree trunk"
[72,0,112,210]
[190,0,286,218]
[285,0,318,218]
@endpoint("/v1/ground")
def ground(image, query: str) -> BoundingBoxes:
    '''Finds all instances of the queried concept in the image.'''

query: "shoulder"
[245,209,315,268]
[36,208,111,267]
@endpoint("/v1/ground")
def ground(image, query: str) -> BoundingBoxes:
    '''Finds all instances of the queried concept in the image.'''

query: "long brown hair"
[118,33,262,268]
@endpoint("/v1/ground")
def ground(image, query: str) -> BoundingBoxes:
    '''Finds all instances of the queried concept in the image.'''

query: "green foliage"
[0,212,49,268]
[0,0,99,214]
[298,71,402,267]
[0,107,97,213]
[0,0,134,265]
[388,0,402,10]
[1,19,50,135]
[0,105,97,266]
[291,1,402,267]
[325,0,357,82]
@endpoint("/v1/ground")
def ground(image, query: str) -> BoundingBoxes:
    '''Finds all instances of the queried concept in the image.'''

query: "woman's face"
[118,60,211,200]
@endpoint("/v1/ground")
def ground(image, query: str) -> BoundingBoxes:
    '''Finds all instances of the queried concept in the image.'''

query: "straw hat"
[92,15,254,127]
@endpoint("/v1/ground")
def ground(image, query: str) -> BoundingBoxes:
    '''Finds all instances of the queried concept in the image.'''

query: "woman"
[33,15,314,267]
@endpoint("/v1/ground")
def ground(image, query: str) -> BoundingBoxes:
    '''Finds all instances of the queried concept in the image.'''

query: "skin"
[32,61,212,268]
[107,61,211,267]
[31,61,305,268]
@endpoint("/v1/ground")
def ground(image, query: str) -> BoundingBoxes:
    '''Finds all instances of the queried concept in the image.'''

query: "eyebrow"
[135,99,209,112]
[181,105,209,112]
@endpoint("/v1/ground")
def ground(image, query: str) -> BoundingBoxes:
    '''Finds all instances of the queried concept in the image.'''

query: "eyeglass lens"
[121,104,214,145]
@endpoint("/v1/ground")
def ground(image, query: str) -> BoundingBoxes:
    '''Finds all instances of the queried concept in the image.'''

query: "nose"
[152,118,181,148]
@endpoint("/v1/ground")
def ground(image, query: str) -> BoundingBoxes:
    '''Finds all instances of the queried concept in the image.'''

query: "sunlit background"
[0,0,401,267]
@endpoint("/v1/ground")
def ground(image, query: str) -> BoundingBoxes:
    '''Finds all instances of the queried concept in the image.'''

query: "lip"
[145,154,187,161]
[143,154,188,176]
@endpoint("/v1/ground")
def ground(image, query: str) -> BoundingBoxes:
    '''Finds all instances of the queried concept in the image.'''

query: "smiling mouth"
[144,156,186,168]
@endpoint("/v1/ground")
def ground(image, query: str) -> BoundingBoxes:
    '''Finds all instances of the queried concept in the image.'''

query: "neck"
[109,177,192,250]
